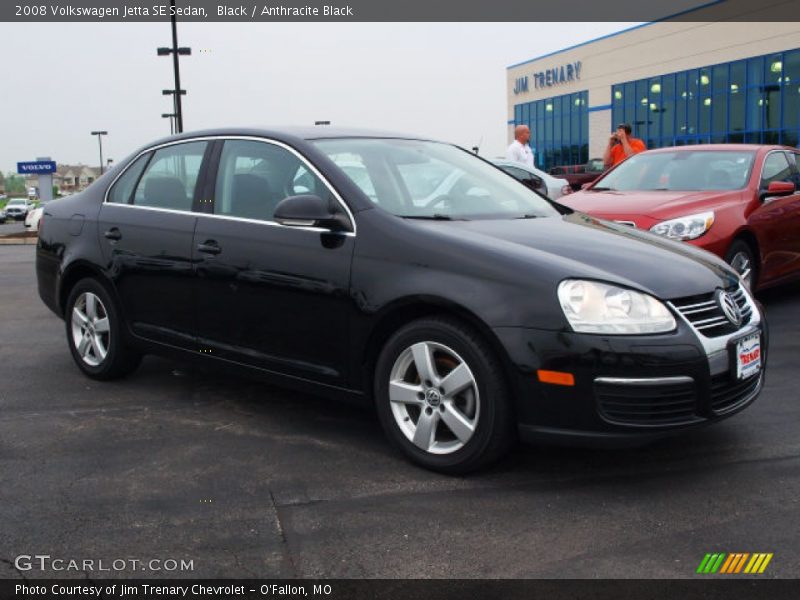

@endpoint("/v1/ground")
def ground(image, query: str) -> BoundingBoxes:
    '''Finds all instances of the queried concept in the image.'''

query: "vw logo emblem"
[425,389,442,407]
[717,290,742,327]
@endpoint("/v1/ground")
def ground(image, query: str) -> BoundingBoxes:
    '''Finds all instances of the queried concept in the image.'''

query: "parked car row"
[37,128,771,473]
[560,144,800,292]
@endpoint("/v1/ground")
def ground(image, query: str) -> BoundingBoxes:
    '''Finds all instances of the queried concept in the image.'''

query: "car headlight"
[649,211,714,240]
[558,279,676,334]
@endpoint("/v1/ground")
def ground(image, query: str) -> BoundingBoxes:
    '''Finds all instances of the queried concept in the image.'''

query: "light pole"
[162,113,177,135]
[162,89,186,131]
[157,0,191,133]
[91,131,108,174]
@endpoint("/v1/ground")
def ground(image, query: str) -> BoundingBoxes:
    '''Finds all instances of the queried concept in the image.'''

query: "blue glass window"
[611,48,800,150]
[510,89,589,170]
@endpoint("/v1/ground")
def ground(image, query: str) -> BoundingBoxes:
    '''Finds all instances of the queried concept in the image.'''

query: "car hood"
[561,189,741,219]
[414,212,736,300]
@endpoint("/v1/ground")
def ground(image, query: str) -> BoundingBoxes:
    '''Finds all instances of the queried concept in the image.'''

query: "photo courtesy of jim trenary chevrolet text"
[0,0,799,598]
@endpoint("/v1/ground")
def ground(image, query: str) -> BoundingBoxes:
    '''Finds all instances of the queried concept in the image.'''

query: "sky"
[1,22,635,174]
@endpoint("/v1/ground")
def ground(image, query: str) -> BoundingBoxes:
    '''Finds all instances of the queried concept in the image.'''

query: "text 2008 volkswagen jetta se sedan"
[36,128,767,473]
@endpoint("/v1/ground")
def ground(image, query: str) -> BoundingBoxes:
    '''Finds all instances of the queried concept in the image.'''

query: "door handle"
[197,240,222,255]
[104,228,122,241]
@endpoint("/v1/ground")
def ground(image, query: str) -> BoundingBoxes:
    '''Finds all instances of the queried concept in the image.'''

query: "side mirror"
[762,181,796,201]
[273,194,350,231]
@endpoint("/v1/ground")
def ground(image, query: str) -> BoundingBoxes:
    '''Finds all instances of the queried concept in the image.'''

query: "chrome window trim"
[758,149,794,191]
[594,376,694,386]
[102,199,356,237]
[194,210,355,236]
[102,135,357,235]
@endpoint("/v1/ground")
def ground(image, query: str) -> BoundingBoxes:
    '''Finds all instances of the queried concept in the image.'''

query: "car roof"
[644,144,792,153]
[148,126,440,146]
[489,159,551,177]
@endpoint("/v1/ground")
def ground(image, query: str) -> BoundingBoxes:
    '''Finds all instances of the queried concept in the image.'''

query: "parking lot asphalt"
[1,244,798,579]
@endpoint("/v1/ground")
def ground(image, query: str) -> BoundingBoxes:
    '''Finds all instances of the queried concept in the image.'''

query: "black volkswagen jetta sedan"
[36,128,767,473]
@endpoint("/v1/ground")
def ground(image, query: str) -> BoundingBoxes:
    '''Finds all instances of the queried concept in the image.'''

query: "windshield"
[8,199,26,206]
[313,138,560,219]
[592,150,756,192]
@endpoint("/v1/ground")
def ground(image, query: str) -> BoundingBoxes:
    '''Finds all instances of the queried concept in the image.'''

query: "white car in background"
[490,159,573,201]
[25,205,44,231]
[4,198,34,221]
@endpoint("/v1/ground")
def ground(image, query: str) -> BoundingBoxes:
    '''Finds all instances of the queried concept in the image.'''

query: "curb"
[0,237,37,245]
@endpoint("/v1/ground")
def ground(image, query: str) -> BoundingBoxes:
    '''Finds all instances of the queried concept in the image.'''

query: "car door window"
[215,140,328,222]
[503,165,534,183]
[108,152,151,204]
[132,141,208,211]
[503,166,544,192]
[784,152,800,187]
[760,152,793,189]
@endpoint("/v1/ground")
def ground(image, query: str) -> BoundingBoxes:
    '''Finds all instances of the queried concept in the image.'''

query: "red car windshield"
[592,150,756,192]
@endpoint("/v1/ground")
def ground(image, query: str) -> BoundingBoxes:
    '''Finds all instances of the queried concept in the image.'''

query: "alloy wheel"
[70,292,111,367]
[729,250,752,290]
[388,341,480,455]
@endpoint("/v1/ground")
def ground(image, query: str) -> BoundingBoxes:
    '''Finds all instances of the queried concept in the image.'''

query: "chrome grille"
[670,285,752,337]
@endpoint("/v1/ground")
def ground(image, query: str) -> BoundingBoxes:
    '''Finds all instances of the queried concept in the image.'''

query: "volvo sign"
[17,161,57,174]
[17,158,56,202]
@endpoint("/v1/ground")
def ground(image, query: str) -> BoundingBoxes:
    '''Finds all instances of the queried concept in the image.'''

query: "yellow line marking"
[750,554,766,573]
[758,554,773,574]
[744,554,760,573]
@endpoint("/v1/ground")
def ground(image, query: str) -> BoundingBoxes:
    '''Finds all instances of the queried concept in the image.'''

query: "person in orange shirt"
[603,123,646,169]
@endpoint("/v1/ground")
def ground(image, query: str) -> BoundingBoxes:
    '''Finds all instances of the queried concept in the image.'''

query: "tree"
[4,173,26,195]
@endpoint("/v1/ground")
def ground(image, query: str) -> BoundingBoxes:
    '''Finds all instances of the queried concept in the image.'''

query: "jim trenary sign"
[513,61,583,95]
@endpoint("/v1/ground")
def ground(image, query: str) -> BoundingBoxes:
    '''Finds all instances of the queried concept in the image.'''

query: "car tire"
[374,316,514,474]
[65,278,142,380]
[725,239,758,291]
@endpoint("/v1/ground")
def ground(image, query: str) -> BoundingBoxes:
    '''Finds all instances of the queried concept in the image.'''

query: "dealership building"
[506,2,800,170]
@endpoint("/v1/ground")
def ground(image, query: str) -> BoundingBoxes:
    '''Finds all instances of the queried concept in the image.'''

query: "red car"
[549,158,605,191]
[560,144,800,291]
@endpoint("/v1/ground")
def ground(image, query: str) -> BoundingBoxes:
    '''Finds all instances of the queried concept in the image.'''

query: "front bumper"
[494,289,768,446]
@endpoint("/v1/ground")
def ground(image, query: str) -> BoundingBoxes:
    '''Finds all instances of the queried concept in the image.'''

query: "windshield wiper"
[516,213,540,219]
[401,214,461,221]
[590,186,616,191]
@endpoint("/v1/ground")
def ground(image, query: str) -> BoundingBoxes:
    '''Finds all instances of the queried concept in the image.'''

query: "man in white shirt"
[506,125,535,168]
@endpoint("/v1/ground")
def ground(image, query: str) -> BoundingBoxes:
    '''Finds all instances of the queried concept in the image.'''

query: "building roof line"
[505,0,726,70]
